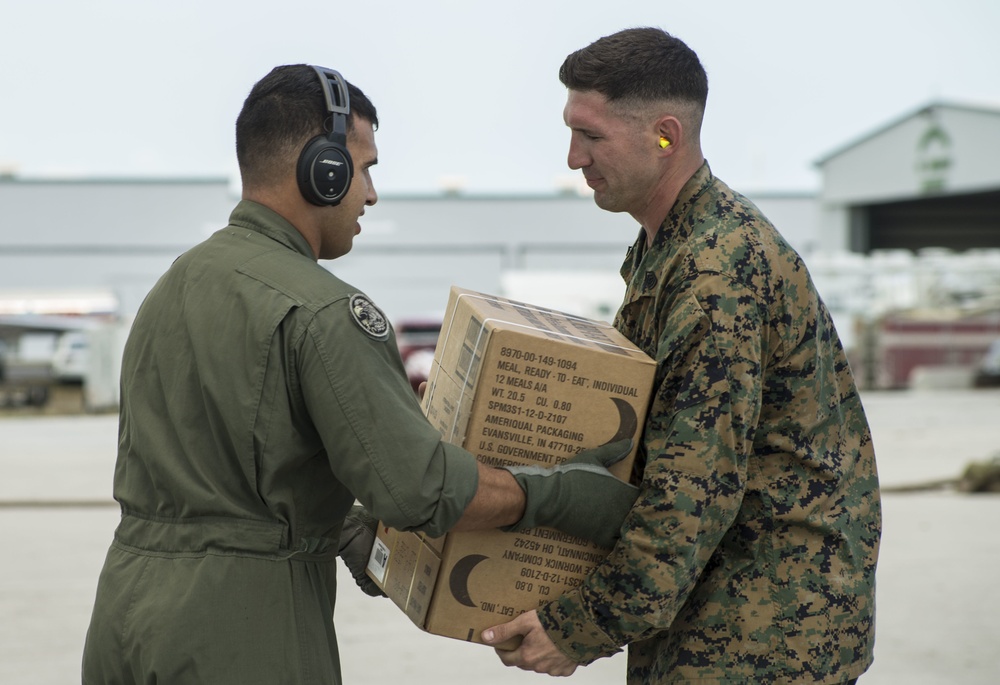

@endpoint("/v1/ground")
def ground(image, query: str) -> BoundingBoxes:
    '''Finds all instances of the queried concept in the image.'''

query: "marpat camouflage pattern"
[537,163,881,684]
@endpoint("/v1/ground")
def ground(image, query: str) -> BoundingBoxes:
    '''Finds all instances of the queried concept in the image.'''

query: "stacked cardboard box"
[367,286,655,645]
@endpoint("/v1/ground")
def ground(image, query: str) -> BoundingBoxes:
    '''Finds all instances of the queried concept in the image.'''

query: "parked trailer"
[0,356,55,407]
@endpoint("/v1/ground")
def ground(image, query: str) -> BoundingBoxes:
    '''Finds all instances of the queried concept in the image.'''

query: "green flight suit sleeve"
[537,270,762,661]
[297,297,479,538]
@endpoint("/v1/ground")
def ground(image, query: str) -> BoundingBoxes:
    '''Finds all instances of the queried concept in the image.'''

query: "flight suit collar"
[227,200,316,260]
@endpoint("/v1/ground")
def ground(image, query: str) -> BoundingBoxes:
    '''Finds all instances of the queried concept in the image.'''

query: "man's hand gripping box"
[366,286,655,645]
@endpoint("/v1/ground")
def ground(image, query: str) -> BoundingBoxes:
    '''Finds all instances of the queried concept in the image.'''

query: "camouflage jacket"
[537,163,881,683]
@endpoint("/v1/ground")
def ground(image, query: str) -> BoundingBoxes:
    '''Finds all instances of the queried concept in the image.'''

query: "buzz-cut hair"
[559,27,708,114]
[235,64,378,190]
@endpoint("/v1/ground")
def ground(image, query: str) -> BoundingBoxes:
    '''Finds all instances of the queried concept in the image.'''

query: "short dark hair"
[559,27,708,110]
[236,64,378,189]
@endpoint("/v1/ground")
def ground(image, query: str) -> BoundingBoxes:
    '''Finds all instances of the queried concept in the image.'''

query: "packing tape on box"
[427,292,637,443]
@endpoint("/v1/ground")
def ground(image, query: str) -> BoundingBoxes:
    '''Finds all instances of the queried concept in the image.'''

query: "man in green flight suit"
[482,28,882,684]
[81,64,637,685]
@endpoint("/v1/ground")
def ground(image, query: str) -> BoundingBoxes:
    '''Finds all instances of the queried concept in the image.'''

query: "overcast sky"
[2,0,998,195]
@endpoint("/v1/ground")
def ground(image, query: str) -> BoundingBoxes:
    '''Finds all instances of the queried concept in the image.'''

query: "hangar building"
[816,101,1000,254]
[1,99,998,398]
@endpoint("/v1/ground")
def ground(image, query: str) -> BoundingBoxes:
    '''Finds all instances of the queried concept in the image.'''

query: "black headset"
[296,66,353,206]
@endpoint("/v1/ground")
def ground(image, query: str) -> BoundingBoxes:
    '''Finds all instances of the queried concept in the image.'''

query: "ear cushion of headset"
[297,136,353,206]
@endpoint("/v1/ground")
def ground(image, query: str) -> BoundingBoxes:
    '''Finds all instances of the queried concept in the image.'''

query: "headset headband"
[312,66,350,139]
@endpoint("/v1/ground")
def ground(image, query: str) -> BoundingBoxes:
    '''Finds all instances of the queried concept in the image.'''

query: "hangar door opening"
[854,189,1000,252]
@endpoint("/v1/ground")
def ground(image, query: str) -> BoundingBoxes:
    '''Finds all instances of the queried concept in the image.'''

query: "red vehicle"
[394,318,442,393]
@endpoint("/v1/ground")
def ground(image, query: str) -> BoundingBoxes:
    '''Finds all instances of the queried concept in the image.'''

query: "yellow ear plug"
[659,137,671,148]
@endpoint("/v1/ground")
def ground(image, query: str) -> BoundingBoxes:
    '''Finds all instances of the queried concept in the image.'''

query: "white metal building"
[1,98,998,325]
[815,100,1000,254]
[0,177,818,324]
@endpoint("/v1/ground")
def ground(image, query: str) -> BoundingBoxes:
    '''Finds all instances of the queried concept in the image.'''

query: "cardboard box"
[366,286,655,645]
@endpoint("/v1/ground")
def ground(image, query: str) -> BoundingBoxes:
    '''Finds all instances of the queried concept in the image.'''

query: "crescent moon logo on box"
[448,554,489,608]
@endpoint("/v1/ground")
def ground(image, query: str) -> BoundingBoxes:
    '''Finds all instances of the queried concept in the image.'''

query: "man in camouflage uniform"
[483,27,882,683]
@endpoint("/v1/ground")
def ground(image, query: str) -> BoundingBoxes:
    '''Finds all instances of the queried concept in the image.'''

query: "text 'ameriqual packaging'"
[366,286,655,646]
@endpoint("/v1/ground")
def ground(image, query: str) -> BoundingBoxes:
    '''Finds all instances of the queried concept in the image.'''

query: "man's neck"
[633,154,704,247]
[242,183,319,260]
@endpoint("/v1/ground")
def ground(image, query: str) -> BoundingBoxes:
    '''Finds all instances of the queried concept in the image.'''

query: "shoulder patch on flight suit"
[349,294,390,341]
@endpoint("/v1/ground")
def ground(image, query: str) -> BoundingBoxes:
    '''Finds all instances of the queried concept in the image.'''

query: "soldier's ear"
[654,116,683,154]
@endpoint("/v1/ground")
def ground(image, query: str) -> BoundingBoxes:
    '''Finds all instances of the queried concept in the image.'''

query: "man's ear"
[655,116,683,153]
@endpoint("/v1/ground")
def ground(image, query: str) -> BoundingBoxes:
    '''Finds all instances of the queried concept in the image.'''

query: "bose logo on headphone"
[296,66,354,206]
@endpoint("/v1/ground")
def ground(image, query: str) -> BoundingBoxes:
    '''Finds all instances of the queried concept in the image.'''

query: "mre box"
[366,286,655,646]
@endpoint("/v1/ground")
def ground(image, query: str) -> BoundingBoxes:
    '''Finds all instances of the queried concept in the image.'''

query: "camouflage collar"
[620,161,716,293]
[653,161,715,250]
